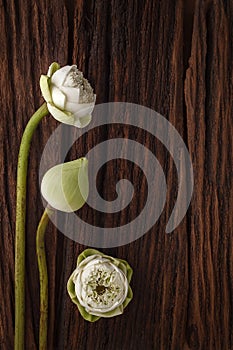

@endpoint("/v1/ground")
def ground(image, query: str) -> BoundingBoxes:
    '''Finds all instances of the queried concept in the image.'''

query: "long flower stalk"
[15,102,48,350]
[36,207,54,350]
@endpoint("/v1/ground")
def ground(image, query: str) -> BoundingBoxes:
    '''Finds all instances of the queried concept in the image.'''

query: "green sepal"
[47,62,60,77]
[40,75,52,103]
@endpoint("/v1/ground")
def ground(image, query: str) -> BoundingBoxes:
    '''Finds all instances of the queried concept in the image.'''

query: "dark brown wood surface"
[0,0,233,349]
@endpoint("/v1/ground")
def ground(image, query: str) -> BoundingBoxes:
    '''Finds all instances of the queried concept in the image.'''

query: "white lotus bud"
[40,62,96,128]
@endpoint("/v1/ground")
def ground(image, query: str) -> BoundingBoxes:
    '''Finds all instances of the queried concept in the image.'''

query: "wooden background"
[1,0,233,349]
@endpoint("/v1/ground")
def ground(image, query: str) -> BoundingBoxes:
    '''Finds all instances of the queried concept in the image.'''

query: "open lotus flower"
[41,157,88,212]
[67,249,133,322]
[40,62,96,128]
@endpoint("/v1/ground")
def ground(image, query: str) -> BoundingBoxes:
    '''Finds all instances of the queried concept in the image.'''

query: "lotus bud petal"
[41,157,88,212]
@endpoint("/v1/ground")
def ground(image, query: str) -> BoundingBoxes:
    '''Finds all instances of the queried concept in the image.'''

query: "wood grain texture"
[0,0,232,349]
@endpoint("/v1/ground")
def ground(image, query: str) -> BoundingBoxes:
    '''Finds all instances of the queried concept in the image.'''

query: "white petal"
[74,114,92,128]
[77,255,101,268]
[47,103,74,126]
[51,85,66,110]
[51,65,74,87]
[63,65,79,86]
[48,103,92,128]
[85,304,124,318]
[66,101,95,116]
[60,86,80,103]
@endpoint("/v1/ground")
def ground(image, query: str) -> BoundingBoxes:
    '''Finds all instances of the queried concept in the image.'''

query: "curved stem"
[15,103,48,350]
[36,207,54,350]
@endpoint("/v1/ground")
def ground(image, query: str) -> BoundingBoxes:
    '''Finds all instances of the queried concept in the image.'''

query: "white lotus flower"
[67,249,133,322]
[40,62,96,128]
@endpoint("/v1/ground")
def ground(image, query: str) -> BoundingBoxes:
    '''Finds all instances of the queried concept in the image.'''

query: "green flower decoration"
[67,249,133,322]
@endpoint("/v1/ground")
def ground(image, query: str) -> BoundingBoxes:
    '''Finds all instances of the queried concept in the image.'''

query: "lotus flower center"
[83,266,124,308]
[95,285,106,295]
[65,67,94,103]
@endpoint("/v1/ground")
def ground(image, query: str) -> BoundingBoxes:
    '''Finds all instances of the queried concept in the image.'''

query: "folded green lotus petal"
[116,261,127,276]
[76,303,101,322]
[67,271,77,300]
[123,286,133,308]
[67,272,100,322]
[117,258,133,282]
[39,75,52,103]
[47,62,61,78]
[41,157,88,212]
[77,248,104,265]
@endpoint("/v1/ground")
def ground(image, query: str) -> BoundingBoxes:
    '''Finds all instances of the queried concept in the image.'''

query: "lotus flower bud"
[41,157,88,212]
[40,62,96,128]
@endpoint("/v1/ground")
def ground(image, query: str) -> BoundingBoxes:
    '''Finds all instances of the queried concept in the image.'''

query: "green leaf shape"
[67,248,133,322]
[41,157,89,212]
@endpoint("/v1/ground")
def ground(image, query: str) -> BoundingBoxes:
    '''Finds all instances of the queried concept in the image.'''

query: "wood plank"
[0,0,232,348]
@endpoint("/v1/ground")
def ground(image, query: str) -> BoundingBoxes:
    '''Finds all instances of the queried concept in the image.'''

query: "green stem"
[36,207,54,350]
[15,103,48,350]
